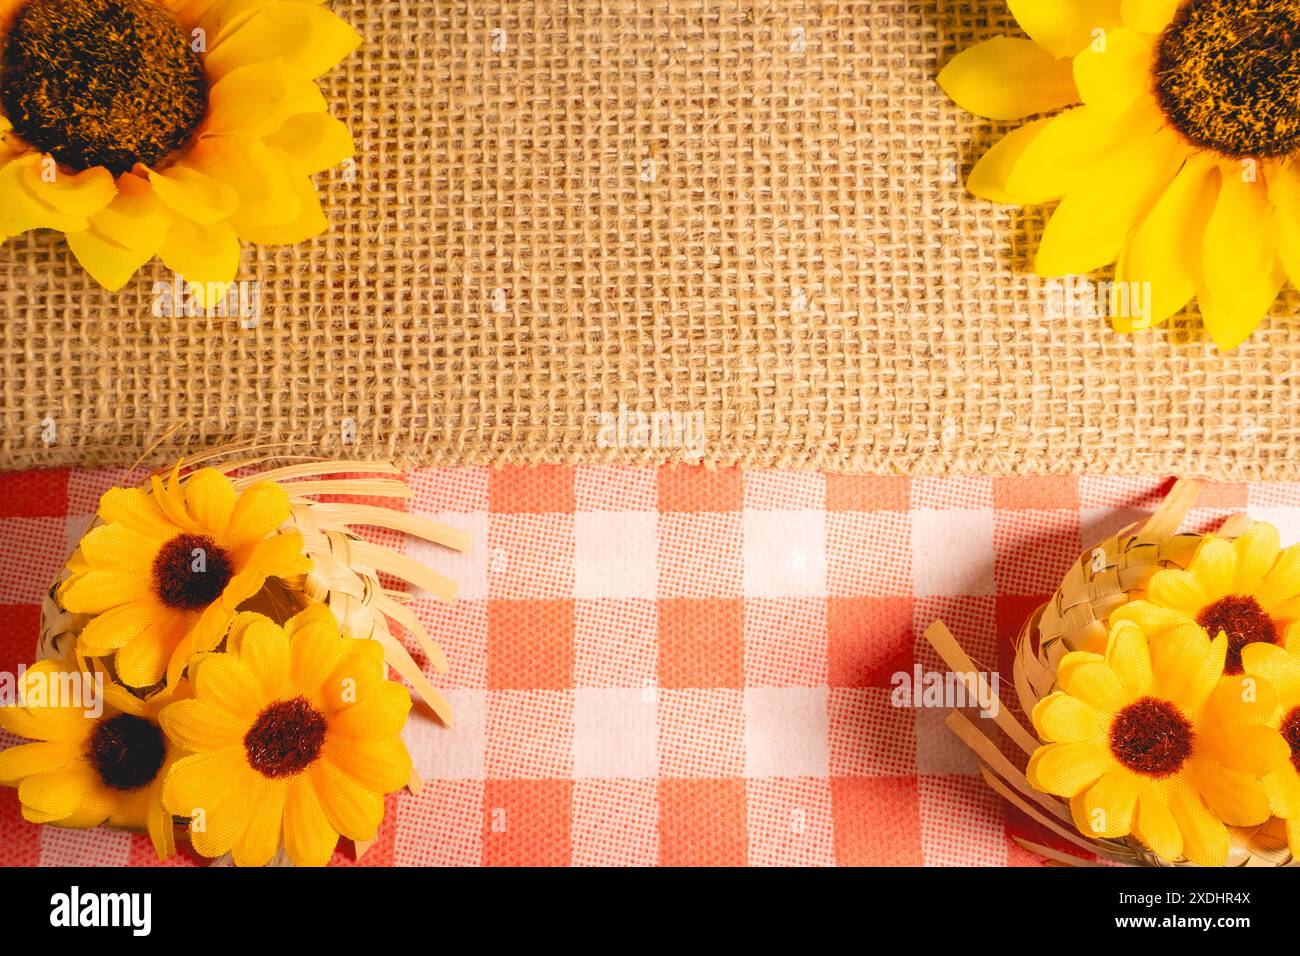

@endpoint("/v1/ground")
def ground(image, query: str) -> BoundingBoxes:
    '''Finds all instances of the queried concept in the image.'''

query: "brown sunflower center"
[151,532,233,610]
[1109,697,1195,778]
[1154,0,1300,158]
[1196,594,1277,675]
[1281,707,1300,773]
[86,713,166,791]
[244,697,327,778]
[0,0,208,175]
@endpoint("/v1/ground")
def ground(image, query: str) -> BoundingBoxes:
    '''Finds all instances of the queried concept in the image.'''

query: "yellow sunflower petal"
[1268,160,1300,291]
[1152,625,1224,714]
[1107,599,1188,639]
[1264,766,1300,819]
[1008,0,1122,58]
[1199,168,1285,350]
[98,486,173,538]
[76,601,159,655]
[1241,642,1300,702]
[157,217,241,307]
[1189,537,1237,604]
[1077,770,1138,838]
[159,698,248,751]
[79,522,163,568]
[1071,27,1152,117]
[61,570,148,615]
[190,652,264,721]
[116,621,182,688]
[182,468,238,535]
[0,155,91,238]
[1201,725,1289,777]
[161,746,243,815]
[65,227,159,293]
[147,792,177,861]
[18,766,97,822]
[202,61,328,139]
[1036,127,1187,277]
[1132,792,1183,861]
[230,148,327,245]
[1258,544,1300,613]
[328,681,412,741]
[21,162,116,219]
[0,741,80,786]
[147,164,240,227]
[1113,152,1219,331]
[322,737,411,794]
[310,758,384,840]
[0,702,90,743]
[1106,619,1153,697]
[1026,740,1110,796]
[1055,652,1127,713]
[289,606,348,699]
[87,173,174,252]
[1166,781,1229,866]
[1192,760,1271,827]
[264,112,354,175]
[283,773,338,867]
[1032,690,1109,744]
[238,617,293,700]
[1235,521,1281,595]
[222,535,310,607]
[224,481,292,551]
[938,37,1077,121]
[1146,567,1210,615]
[203,0,361,81]
[185,136,302,229]
[231,776,285,867]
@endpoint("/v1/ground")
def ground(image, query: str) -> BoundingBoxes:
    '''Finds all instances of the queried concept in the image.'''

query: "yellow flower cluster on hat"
[1029,520,1300,864]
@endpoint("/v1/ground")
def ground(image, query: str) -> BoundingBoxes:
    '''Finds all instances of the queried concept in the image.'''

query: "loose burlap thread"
[2,0,1298,475]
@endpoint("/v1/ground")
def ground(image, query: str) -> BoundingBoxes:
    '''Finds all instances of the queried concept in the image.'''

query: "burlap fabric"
[1,0,1297,475]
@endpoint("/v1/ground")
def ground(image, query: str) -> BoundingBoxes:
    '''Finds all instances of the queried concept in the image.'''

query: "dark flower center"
[1282,707,1300,773]
[1197,594,1278,675]
[151,532,233,610]
[0,0,208,175]
[1155,0,1300,158]
[86,713,166,791]
[1109,697,1195,778]
[244,697,327,778]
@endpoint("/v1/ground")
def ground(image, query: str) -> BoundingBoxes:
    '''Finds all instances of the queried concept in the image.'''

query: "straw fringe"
[926,479,1299,867]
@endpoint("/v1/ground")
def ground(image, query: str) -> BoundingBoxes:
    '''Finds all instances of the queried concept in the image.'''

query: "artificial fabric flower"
[60,466,310,689]
[1241,639,1300,857]
[160,605,413,867]
[1028,617,1287,865]
[0,0,359,300]
[938,0,1300,348]
[1111,521,1300,674]
[0,659,189,859]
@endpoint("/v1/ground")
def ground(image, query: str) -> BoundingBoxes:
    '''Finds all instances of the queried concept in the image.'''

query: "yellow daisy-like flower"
[0,659,188,859]
[160,605,413,867]
[1111,521,1300,674]
[60,466,311,690]
[939,0,1300,348]
[1028,617,1288,865]
[0,0,359,301]
[1241,639,1300,856]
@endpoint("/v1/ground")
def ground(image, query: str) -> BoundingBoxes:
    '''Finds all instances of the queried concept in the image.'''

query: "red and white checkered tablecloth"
[0,467,1289,866]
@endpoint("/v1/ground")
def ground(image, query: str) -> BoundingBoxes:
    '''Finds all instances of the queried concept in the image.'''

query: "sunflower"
[1027,617,1288,865]
[0,659,189,859]
[0,0,359,302]
[1240,639,1300,856]
[938,0,1300,348]
[60,466,311,690]
[1111,521,1300,674]
[159,605,413,867]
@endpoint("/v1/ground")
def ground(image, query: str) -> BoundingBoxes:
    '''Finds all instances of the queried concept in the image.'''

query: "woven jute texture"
[2,0,1299,475]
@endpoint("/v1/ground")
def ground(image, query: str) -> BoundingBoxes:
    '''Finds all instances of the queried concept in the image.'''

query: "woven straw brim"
[4,0,1300,474]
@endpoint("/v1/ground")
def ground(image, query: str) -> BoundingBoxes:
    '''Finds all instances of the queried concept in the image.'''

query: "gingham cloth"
[0,468,1288,866]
